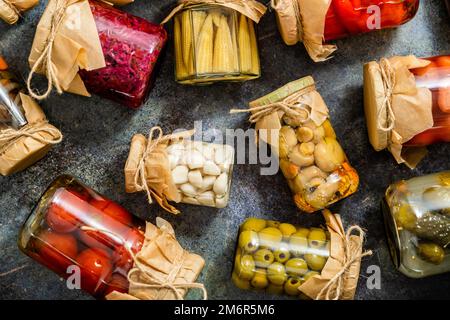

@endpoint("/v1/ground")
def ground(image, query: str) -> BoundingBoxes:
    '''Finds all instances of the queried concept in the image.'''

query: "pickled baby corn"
[213,15,238,73]
[181,10,193,67]
[247,18,259,75]
[196,14,214,74]
[238,14,252,73]
[174,16,188,79]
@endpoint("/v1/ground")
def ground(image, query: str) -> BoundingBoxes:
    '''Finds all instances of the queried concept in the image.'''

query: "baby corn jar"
[163,1,266,85]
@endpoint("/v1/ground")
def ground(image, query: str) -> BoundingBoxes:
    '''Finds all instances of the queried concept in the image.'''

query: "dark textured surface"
[0,0,449,300]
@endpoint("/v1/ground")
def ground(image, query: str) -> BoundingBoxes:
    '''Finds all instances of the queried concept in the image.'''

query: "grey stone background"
[0,0,449,300]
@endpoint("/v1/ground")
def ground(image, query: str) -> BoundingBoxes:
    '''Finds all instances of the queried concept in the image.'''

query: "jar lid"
[363,61,388,151]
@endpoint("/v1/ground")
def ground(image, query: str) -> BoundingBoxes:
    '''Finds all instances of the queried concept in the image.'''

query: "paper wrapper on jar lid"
[0,93,62,176]
[106,217,207,300]
[271,0,335,62]
[124,127,195,214]
[300,210,372,300]
[231,76,329,149]
[162,0,267,24]
[0,0,39,24]
[363,56,433,168]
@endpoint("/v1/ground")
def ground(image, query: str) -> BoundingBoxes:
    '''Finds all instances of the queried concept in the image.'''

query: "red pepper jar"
[403,55,450,146]
[324,0,419,41]
[18,175,145,299]
[78,0,167,109]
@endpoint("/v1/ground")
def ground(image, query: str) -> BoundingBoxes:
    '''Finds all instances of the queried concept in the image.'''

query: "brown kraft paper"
[299,209,372,300]
[106,217,207,300]
[363,56,433,168]
[0,93,62,176]
[0,0,38,24]
[162,0,267,24]
[271,0,336,62]
[124,127,195,214]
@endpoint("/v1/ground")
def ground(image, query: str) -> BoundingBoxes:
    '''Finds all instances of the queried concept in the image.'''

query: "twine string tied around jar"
[377,58,397,133]
[1,0,21,17]
[80,226,208,300]
[315,225,373,300]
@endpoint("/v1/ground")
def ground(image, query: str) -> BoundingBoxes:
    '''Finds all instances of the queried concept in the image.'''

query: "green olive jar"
[232,218,330,297]
[382,171,450,278]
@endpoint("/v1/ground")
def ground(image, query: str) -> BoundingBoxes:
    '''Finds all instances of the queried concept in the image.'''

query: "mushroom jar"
[248,77,359,213]
[403,55,450,147]
[382,171,450,278]
[232,217,330,297]
[169,2,266,84]
[18,175,146,299]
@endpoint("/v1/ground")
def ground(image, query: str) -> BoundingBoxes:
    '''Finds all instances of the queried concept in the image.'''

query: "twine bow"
[81,225,208,300]
[27,0,69,100]
[161,0,266,24]
[377,58,397,133]
[230,84,315,123]
[315,225,373,300]
[0,0,21,17]
[0,122,63,151]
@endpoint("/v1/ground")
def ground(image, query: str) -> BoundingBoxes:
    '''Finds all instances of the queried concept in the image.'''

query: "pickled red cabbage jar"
[382,172,450,278]
[403,55,450,147]
[18,175,145,299]
[78,0,167,108]
[324,0,420,41]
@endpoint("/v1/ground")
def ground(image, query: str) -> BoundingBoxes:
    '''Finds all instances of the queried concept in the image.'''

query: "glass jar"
[324,0,419,41]
[173,5,260,85]
[0,59,27,128]
[382,171,450,278]
[78,0,167,108]
[403,55,450,147]
[18,175,146,299]
[232,217,330,296]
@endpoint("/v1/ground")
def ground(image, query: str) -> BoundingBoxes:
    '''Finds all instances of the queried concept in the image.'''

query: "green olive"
[234,248,242,271]
[417,242,445,265]
[253,249,275,268]
[259,227,283,249]
[295,227,310,238]
[267,220,281,228]
[241,218,267,232]
[267,262,287,286]
[289,231,309,256]
[304,254,327,271]
[308,228,327,248]
[238,230,259,253]
[284,277,303,296]
[285,258,309,277]
[395,204,417,231]
[236,255,255,280]
[273,244,291,263]
[251,269,269,289]
[266,284,284,295]
[232,272,251,290]
[303,271,320,282]
[279,223,297,238]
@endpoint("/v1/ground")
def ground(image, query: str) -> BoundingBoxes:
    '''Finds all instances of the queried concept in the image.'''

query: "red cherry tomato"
[77,228,117,252]
[103,274,130,296]
[113,228,145,275]
[46,203,80,233]
[380,3,406,27]
[37,231,78,274]
[102,202,132,226]
[435,56,450,67]
[68,188,91,202]
[437,87,450,113]
[90,197,110,211]
[77,248,113,295]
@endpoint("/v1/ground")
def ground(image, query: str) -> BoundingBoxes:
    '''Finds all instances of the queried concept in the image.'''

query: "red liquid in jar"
[19,176,145,299]
[324,0,419,41]
[79,0,167,109]
[404,56,450,147]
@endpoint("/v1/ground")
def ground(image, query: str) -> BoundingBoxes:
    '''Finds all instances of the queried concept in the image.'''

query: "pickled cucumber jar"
[18,175,146,299]
[172,5,262,84]
[382,172,450,278]
[232,217,330,297]
[403,55,450,147]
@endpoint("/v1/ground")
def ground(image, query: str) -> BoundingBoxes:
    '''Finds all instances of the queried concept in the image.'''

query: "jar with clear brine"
[382,172,450,278]
[18,175,147,299]
[232,217,330,297]
[173,5,261,84]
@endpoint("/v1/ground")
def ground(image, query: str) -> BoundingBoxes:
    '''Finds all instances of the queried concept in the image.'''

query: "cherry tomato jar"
[324,0,419,41]
[78,0,167,108]
[18,175,145,299]
[382,171,450,278]
[403,55,450,146]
